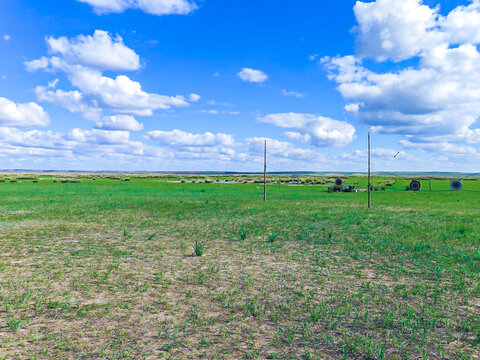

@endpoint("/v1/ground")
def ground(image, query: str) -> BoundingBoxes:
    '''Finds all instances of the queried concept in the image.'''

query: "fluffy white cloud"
[68,67,188,115]
[237,68,268,83]
[259,113,355,147]
[189,93,201,102]
[323,0,480,146]
[0,97,49,128]
[400,140,480,158]
[26,30,191,118]
[77,0,198,15]
[324,47,480,139]
[246,137,325,161]
[45,30,140,70]
[145,129,235,147]
[353,0,480,61]
[0,126,179,168]
[25,31,139,72]
[25,57,50,72]
[0,127,140,153]
[0,127,66,149]
[34,84,101,121]
[353,0,443,61]
[3,35,10,41]
[67,128,130,145]
[96,115,143,131]
[198,109,240,115]
[284,132,311,144]
[441,0,480,45]
[143,129,242,162]
[345,103,360,113]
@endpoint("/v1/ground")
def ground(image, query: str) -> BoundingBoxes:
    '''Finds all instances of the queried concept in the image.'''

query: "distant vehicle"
[334,185,356,193]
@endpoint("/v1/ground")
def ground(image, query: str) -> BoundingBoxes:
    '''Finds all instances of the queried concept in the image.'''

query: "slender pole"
[368,132,371,209]
[264,140,267,202]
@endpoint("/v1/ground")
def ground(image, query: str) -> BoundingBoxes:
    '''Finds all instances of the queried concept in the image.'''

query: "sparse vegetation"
[238,227,248,241]
[0,175,479,359]
[194,240,204,256]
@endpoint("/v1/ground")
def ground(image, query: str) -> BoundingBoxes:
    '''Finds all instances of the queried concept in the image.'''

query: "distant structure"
[450,179,463,191]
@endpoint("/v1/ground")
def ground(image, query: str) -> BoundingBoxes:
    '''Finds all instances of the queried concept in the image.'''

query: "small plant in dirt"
[194,241,204,256]
[7,318,22,331]
[267,233,278,243]
[238,228,248,241]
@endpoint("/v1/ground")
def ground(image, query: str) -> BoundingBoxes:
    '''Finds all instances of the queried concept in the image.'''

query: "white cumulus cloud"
[145,129,235,147]
[189,93,201,102]
[96,115,143,131]
[35,85,101,121]
[353,0,443,61]
[246,137,325,161]
[77,0,198,15]
[26,30,191,119]
[25,57,50,72]
[0,97,50,128]
[322,0,480,149]
[67,128,130,145]
[45,30,140,70]
[237,68,268,83]
[400,139,480,157]
[68,67,188,116]
[259,113,355,147]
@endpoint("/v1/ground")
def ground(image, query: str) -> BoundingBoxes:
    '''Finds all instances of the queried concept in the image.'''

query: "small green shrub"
[7,318,21,331]
[267,233,277,243]
[238,228,248,241]
[194,241,203,256]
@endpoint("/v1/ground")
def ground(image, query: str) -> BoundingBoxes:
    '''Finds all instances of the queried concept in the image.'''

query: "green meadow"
[0,175,479,359]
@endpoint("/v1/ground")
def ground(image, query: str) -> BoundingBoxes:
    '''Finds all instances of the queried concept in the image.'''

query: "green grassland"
[0,175,479,359]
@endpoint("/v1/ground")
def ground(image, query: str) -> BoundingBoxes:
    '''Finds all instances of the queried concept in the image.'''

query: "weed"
[6,318,22,331]
[267,233,278,243]
[238,228,248,241]
[194,241,204,256]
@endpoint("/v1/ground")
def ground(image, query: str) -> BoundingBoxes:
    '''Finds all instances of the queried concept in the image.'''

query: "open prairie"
[0,175,479,359]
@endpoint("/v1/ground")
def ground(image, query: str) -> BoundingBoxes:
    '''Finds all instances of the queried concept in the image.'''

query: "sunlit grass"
[0,175,479,359]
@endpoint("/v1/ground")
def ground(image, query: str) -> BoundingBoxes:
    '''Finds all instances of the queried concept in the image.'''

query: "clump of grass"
[194,241,204,256]
[238,228,248,241]
[7,318,22,331]
[267,233,278,243]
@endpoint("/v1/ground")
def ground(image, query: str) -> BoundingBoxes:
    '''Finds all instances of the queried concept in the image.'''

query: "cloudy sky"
[1,0,480,172]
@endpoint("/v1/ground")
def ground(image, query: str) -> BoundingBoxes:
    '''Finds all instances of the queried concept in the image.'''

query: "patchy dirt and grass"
[0,176,479,359]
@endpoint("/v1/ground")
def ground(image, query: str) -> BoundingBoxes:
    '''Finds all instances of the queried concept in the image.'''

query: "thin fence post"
[368,132,371,209]
[264,140,267,202]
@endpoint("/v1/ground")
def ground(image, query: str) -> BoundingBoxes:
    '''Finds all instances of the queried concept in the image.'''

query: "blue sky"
[1,0,480,172]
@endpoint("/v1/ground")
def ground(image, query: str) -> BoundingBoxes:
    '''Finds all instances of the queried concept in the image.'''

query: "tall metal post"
[368,132,371,209]
[264,140,267,202]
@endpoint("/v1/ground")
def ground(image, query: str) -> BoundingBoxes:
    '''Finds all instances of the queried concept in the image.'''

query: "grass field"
[0,176,479,359]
